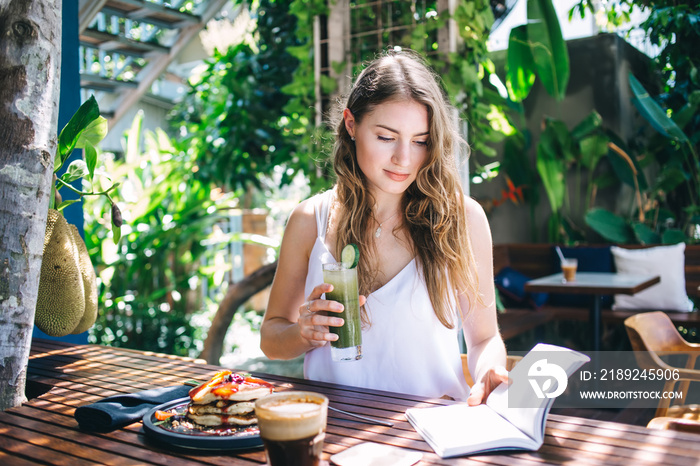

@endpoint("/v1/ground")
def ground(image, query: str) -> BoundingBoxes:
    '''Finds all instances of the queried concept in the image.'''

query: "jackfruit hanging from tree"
[68,223,98,335]
[34,95,122,336]
[35,209,92,336]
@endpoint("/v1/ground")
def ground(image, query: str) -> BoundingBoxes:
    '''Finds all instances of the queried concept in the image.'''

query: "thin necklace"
[375,212,399,238]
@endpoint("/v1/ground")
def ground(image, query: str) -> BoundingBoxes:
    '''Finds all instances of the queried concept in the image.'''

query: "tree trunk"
[0,0,62,411]
[199,261,277,365]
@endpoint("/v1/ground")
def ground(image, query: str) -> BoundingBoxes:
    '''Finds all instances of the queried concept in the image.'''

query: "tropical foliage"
[572,0,700,244]
[488,0,700,245]
[171,0,332,201]
[83,0,322,356]
[52,96,122,241]
[85,113,239,356]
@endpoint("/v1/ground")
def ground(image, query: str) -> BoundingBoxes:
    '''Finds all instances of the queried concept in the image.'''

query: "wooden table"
[524,272,660,352]
[2,339,699,465]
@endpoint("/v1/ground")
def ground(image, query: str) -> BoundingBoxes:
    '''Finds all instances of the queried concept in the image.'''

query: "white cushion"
[611,243,695,312]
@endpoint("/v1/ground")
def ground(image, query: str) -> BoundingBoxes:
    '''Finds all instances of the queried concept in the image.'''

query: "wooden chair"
[647,417,700,434]
[624,311,700,425]
[460,354,522,387]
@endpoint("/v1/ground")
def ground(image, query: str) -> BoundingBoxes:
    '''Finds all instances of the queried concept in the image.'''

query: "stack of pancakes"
[187,370,274,427]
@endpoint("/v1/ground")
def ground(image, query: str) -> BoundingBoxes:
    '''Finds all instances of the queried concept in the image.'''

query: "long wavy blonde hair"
[330,50,480,329]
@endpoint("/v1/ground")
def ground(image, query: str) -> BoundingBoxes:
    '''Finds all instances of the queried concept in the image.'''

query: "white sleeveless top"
[303,190,470,401]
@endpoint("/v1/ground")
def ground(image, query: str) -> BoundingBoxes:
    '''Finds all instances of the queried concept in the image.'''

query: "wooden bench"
[496,308,555,340]
[494,243,700,339]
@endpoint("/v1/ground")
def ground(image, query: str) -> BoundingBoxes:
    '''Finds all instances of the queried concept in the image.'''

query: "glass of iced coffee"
[255,391,328,466]
[561,258,578,282]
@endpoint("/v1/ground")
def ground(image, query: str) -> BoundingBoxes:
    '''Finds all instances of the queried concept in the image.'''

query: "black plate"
[142,398,264,451]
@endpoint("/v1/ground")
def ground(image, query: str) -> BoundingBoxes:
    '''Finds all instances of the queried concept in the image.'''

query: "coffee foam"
[256,394,327,441]
[268,402,320,416]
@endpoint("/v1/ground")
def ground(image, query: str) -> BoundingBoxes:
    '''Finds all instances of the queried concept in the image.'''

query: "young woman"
[260,50,507,404]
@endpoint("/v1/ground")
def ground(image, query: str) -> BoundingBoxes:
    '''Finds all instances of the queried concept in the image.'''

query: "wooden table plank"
[0,417,141,465]
[545,415,700,455]
[0,426,99,466]
[0,451,39,466]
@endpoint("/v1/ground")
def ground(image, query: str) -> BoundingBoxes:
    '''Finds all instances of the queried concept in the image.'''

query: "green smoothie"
[322,263,362,358]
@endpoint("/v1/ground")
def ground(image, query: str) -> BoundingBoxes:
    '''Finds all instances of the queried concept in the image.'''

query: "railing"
[78,0,210,103]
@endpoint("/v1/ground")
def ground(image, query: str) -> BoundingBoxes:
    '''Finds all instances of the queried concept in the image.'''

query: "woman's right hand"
[298,283,365,349]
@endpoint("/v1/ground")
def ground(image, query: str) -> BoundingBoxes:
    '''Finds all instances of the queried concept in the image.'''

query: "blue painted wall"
[33,0,88,345]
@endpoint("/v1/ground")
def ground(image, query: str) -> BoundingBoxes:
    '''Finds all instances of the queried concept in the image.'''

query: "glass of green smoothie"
[322,259,362,362]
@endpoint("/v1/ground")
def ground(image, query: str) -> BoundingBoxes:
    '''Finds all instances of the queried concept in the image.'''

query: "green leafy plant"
[584,73,700,245]
[84,112,241,356]
[488,0,700,245]
[505,109,619,244]
[483,0,577,242]
[171,0,332,203]
[437,1,518,176]
[507,0,570,102]
[572,1,700,244]
[53,95,122,242]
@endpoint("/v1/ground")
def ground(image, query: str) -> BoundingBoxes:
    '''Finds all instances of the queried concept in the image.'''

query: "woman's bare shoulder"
[283,190,335,251]
[284,196,319,243]
[462,195,492,246]
[462,195,487,222]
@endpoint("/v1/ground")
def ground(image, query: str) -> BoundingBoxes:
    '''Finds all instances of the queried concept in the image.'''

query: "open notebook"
[405,343,589,458]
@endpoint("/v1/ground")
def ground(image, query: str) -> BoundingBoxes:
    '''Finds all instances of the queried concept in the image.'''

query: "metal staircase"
[77,0,232,128]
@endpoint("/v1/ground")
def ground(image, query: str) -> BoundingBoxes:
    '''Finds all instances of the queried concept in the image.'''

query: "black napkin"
[74,384,192,432]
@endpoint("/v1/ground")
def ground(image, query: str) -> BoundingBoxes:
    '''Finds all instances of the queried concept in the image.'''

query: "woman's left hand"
[466,366,509,406]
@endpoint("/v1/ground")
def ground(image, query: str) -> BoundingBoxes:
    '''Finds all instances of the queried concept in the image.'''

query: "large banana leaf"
[544,118,575,163]
[579,134,608,170]
[653,167,686,194]
[632,223,660,245]
[662,229,686,244]
[526,0,569,101]
[506,25,536,102]
[536,131,566,213]
[571,110,603,140]
[628,73,690,144]
[585,208,634,243]
[605,133,648,191]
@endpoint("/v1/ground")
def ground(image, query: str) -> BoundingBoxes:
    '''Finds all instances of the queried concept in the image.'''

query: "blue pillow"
[495,267,549,309]
[548,246,613,308]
